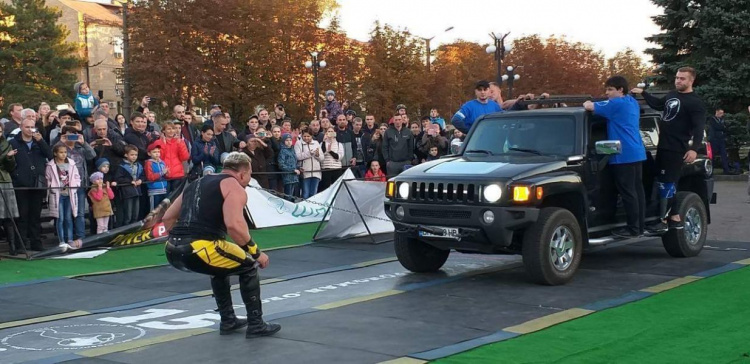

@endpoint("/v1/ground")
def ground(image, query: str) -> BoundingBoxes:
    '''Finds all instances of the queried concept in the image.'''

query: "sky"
[328,0,664,61]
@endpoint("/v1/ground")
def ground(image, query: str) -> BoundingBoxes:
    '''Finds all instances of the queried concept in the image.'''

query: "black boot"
[4,220,17,256]
[239,272,281,338]
[211,275,248,335]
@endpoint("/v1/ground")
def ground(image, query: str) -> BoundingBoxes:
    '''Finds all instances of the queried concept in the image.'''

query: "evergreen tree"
[0,0,80,107]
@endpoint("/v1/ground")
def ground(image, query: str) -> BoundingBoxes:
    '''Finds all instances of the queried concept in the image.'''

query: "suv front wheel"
[522,207,583,286]
[661,191,707,257]
[394,232,450,272]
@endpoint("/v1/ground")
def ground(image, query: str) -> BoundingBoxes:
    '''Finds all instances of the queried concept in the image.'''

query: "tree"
[0,0,81,107]
[362,22,429,122]
[428,41,494,116]
[644,0,704,87]
[503,35,607,97]
[606,48,650,91]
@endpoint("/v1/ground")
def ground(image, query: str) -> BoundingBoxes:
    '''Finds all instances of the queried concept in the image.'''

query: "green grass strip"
[435,266,750,364]
[0,223,320,285]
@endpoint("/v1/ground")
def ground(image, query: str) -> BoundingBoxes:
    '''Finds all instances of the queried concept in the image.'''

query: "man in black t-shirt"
[631,67,706,233]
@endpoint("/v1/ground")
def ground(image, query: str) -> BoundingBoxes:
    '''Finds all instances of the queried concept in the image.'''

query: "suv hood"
[401,156,567,181]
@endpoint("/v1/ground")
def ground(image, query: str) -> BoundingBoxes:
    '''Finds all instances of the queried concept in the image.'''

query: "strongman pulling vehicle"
[384,96,716,285]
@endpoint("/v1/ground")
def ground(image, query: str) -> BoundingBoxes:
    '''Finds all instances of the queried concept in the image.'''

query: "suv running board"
[588,237,616,246]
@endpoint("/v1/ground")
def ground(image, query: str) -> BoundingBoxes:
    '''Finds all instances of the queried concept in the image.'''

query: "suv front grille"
[409,182,478,203]
[410,208,472,219]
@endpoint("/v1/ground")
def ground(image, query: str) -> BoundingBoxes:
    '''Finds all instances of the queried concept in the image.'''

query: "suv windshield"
[464,115,577,157]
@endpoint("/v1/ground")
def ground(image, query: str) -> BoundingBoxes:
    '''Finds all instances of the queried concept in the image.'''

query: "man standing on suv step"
[584,76,646,238]
[451,80,503,134]
[631,66,706,233]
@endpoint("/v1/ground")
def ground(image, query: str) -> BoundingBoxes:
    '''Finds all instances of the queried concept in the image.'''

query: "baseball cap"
[210,110,225,119]
[396,104,406,111]
[345,110,356,116]
[475,80,490,89]
[147,140,164,153]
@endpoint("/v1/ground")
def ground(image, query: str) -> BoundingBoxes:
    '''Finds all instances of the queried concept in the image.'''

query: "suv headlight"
[398,182,410,199]
[483,184,503,203]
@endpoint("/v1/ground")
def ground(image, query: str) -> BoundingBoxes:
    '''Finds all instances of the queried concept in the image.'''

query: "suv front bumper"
[384,200,539,253]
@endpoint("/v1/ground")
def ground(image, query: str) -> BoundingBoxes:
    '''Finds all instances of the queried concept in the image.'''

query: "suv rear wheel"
[662,192,707,257]
[394,232,450,272]
[522,207,583,285]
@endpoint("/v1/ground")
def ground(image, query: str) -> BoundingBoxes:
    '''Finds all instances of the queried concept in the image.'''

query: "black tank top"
[170,174,232,241]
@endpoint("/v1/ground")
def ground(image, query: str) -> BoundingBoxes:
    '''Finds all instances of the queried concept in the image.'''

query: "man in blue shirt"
[452,80,503,133]
[584,76,646,238]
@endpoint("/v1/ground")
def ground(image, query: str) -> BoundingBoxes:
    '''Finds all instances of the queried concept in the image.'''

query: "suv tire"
[662,192,707,258]
[522,207,583,286]
[394,232,450,273]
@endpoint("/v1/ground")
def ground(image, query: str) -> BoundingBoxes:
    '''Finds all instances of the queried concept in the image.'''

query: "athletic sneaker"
[612,227,642,238]
[646,221,668,235]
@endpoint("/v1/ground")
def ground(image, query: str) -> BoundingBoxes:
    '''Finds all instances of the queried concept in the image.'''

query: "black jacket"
[124,128,156,162]
[382,126,414,162]
[9,133,52,187]
[707,116,727,143]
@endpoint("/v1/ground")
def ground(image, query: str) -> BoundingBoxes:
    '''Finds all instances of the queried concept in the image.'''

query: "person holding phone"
[10,115,52,251]
[60,125,96,245]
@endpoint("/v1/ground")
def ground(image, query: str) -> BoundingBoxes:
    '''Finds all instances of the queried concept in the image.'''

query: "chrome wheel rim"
[684,207,702,245]
[550,226,575,271]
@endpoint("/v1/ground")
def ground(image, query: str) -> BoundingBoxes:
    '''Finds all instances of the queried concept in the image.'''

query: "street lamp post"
[118,0,132,121]
[422,26,454,72]
[304,51,327,117]
[501,66,521,99]
[485,32,511,86]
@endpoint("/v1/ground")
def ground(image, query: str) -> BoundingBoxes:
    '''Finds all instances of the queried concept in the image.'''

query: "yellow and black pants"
[165,237,264,323]
[165,238,256,276]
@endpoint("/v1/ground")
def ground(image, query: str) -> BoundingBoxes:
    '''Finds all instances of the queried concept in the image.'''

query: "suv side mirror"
[595,140,622,155]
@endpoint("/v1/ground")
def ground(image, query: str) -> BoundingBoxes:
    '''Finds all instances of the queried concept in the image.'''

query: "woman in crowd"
[0,123,20,255]
[319,127,344,191]
[267,125,283,193]
[295,130,324,199]
[114,113,128,137]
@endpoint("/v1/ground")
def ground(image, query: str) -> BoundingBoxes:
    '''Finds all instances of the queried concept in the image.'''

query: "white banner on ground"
[314,181,394,240]
[245,169,355,228]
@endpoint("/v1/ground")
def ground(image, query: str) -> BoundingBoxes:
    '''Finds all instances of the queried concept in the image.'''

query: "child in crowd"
[46,144,81,250]
[364,160,386,182]
[145,141,169,210]
[88,172,114,234]
[115,145,143,226]
[426,146,440,161]
[73,81,99,120]
[277,133,300,197]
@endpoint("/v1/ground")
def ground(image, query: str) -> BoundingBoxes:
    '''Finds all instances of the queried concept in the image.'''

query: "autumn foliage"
[126,0,649,125]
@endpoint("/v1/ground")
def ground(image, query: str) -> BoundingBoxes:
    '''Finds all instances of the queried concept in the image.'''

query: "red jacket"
[160,137,190,180]
[364,169,386,182]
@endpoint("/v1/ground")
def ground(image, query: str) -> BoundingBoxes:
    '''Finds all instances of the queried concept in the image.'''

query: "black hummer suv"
[384,96,716,285]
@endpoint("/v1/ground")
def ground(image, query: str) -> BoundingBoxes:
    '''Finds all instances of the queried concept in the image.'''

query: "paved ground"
[0,181,748,363]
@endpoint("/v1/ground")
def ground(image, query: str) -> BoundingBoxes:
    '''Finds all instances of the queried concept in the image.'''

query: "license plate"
[419,227,460,240]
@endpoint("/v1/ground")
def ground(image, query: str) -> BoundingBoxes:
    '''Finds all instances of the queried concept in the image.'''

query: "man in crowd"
[351,117,370,177]
[4,103,23,136]
[584,76,646,238]
[489,82,504,104]
[162,152,280,339]
[429,108,446,131]
[334,114,355,168]
[212,111,245,156]
[632,66,706,232]
[91,118,126,180]
[707,108,735,174]
[363,114,377,135]
[452,81,504,134]
[309,119,322,142]
[382,114,414,177]
[10,114,52,251]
